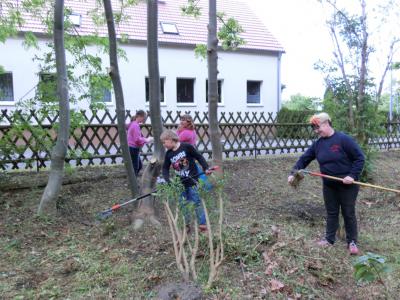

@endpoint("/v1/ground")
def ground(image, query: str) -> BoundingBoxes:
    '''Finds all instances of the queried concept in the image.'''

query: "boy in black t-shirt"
[161,130,211,232]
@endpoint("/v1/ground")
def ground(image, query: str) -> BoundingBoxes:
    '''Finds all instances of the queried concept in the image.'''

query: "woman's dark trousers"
[322,182,359,244]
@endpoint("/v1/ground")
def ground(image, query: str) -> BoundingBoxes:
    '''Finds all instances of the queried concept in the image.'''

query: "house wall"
[0,37,281,114]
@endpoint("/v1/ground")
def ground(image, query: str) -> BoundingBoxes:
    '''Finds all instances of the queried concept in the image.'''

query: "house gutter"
[277,52,282,111]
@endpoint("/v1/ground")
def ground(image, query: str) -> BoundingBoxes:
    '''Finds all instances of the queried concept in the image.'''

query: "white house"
[0,0,284,115]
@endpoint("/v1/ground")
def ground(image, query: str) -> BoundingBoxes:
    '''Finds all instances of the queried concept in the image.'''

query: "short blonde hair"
[309,112,331,126]
[160,130,179,142]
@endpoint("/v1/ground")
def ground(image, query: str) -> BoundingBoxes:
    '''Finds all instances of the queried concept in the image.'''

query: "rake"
[97,166,220,220]
[300,169,400,194]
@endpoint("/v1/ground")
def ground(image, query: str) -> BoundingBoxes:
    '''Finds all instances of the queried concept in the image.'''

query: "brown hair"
[160,130,179,142]
[132,110,147,121]
[180,114,194,130]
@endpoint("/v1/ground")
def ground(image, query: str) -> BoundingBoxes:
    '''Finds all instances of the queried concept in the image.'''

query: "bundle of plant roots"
[290,170,304,189]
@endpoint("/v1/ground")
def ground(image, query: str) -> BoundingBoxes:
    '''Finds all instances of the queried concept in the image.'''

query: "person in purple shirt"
[177,114,197,146]
[288,113,365,255]
[177,114,212,191]
[127,110,153,175]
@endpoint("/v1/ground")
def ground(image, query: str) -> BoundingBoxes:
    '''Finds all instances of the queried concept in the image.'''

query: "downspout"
[277,52,282,111]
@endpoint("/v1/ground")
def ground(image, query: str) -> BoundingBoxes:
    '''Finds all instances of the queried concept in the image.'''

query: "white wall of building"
[0,37,281,115]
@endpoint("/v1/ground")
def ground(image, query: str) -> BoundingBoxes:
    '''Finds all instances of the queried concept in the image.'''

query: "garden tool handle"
[303,170,400,194]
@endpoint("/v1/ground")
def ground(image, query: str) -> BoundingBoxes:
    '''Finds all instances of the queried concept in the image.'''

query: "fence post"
[253,123,257,159]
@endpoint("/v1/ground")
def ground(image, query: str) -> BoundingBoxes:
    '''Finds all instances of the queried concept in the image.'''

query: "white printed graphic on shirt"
[170,151,190,177]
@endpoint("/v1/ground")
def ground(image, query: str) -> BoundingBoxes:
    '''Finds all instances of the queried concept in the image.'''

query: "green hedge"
[275,108,316,139]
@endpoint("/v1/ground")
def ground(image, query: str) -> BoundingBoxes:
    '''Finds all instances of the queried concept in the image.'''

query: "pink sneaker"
[316,239,332,247]
[198,225,208,233]
[348,241,359,255]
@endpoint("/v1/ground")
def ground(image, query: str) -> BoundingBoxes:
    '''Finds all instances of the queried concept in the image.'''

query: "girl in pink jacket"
[177,114,196,146]
[177,114,212,190]
[127,110,153,175]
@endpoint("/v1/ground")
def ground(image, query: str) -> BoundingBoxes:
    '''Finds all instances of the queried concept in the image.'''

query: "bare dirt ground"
[1,151,400,299]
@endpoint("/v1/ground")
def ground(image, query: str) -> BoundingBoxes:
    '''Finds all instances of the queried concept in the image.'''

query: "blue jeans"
[180,186,206,226]
[129,146,142,176]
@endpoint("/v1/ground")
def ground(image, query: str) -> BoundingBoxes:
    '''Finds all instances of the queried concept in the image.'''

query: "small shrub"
[353,252,392,284]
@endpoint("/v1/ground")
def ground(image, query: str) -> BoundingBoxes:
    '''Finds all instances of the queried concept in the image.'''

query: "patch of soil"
[1,150,400,298]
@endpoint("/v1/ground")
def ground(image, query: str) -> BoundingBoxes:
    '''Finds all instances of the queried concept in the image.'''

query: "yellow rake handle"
[303,170,400,194]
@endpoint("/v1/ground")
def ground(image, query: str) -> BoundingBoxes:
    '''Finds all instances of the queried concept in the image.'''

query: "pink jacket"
[177,128,197,146]
[127,121,147,147]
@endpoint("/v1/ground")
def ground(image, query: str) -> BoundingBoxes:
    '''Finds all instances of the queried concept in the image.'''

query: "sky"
[244,0,400,102]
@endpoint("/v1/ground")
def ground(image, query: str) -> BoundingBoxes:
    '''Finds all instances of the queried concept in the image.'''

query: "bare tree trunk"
[329,21,355,128]
[147,0,164,161]
[37,0,70,214]
[103,0,139,197]
[134,0,165,229]
[207,0,223,167]
[356,0,368,144]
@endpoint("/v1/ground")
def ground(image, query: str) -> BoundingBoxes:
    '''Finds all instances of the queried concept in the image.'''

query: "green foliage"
[194,44,207,59]
[353,252,392,284]
[0,2,24,43]
[217,14,245,50]
[322,83,386,180]
[0,0,135,168]
[182,1,245,58]
[275,107,315,139]
[181,0,202,18]
[283,94,321,111]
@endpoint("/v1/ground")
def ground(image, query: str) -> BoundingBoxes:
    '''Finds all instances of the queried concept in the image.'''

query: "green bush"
[275,108,316,139]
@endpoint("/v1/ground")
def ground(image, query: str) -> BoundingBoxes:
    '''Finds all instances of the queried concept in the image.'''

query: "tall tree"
[207,0,222,167]
[182,0,244,167]
[317,0,399,144]
[103,0,139,197]
[316,0,400,177]
[37,0,70,214]
[134,0,165,229]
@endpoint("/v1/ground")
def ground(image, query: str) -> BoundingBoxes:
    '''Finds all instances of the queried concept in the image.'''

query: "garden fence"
[1,109,399,170]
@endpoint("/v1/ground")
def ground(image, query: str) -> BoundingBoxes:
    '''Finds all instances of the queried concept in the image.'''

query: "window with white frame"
[90,75,112,103]
[160,22,179,35]
[247,80,262,104]
[177,78,195,103]
[0,72,14,102]
[206,79,222,103]
[38,73,57,102]
[145,77,165,103]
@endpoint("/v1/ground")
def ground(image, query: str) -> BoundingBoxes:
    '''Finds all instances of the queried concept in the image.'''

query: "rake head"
[290,170,305,189]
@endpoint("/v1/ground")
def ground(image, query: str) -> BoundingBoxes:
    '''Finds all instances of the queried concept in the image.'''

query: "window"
[177,78,195,103]
[247,80,262,104]
[160,22,179,34]
[206,79,222,103]
[0,72,14,102]
[90,75,112,103]
[145,77,165,103]
[69,13,82,27]
[65,12,82,27]
[38,73,57,102]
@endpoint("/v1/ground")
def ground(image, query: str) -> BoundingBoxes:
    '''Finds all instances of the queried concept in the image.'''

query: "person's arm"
[343,135,365,180]
[288,143,316,184]
[187,144,209,171]
[162,153,171,183]
[291,143,316,174]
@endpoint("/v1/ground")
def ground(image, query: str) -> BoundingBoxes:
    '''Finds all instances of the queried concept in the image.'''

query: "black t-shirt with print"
[162,142,209,187]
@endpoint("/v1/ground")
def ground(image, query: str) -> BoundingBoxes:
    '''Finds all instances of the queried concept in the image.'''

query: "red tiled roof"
[10,0,284,53]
